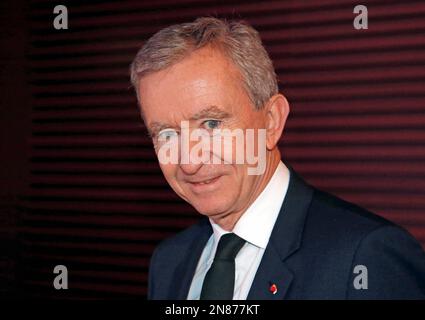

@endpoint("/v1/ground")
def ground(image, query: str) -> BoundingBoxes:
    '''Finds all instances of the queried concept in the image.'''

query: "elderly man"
[130,17,425,300]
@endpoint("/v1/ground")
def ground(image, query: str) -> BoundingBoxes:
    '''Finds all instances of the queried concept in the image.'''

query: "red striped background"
[12,0,425,298]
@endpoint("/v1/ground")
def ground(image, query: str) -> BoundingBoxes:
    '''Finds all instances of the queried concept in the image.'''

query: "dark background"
[0,0,424,299]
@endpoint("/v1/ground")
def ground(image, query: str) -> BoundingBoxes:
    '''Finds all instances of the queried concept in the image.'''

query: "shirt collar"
[209,161,290,249]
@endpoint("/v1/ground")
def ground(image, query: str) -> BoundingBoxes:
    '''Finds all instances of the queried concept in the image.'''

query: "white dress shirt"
[187,161,290,300]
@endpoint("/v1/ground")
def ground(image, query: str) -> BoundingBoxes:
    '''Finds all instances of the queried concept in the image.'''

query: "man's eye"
[202,120,222,130]
[157,129,178,141]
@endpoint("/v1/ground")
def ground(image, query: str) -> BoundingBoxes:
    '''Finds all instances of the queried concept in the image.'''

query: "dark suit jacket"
[148,168,425,299]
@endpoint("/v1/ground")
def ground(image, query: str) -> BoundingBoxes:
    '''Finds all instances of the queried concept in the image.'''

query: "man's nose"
[179,139,205,175]
[179,161,203,175]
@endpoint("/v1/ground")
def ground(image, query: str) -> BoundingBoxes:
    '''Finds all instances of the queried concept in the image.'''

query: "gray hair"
[130,17,278,110]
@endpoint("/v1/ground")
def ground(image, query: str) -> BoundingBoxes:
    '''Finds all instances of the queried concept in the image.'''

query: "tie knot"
[214,233,246,261]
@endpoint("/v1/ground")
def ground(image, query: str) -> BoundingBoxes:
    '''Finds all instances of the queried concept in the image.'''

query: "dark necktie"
[200,233,246,300]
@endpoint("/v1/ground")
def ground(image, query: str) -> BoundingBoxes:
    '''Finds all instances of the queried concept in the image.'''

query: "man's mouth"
[189,176,221,185]
[186,175,223,192]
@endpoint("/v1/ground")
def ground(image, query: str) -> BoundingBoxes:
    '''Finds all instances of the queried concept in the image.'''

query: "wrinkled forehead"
[137,47,251,126]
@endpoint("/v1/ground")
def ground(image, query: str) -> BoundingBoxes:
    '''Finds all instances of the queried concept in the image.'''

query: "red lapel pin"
[269,283,278,295]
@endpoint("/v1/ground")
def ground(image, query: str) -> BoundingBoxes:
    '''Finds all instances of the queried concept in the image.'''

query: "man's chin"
[190,201,231,219]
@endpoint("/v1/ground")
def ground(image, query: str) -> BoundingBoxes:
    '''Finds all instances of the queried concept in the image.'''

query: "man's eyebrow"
[147,106,231,137]
[189,106,231,121]
[148,122,176,137]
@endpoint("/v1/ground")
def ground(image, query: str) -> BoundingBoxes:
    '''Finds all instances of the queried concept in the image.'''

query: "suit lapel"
[171,219,212,299]
[247,243,294,299]
[247,168,314,300]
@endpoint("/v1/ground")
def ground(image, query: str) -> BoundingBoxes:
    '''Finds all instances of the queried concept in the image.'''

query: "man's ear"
[264,94,290,150]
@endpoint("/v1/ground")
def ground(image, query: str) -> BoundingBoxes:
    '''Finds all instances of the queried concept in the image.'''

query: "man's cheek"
[159,164,177,183]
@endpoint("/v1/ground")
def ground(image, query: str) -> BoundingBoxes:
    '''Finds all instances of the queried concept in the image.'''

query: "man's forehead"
[139,47,241,98]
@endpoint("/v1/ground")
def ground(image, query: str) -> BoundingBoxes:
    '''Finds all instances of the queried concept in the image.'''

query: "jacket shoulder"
[299,187,401,267]
[308,189,396,237]
[148,218,211,299]
[289,188,425,299]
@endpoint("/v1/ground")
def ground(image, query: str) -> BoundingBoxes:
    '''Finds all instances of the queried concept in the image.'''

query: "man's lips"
[187,176,222,185]
[184,175,225,195]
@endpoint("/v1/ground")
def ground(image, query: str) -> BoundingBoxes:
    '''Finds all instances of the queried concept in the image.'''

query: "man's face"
[138,46,269,222]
